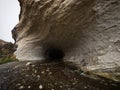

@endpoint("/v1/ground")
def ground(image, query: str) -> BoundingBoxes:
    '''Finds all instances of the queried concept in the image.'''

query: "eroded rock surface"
[0,61,119,90]
[13,0,120,70]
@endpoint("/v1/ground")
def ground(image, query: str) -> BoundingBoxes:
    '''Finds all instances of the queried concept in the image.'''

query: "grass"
[0,57,17,65]
[0,49,18,65]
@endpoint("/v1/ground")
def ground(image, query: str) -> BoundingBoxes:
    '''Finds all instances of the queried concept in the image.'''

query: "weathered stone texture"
[13,0,120,70]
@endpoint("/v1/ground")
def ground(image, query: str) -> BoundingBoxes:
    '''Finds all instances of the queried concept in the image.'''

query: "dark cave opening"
[44,48,65,62]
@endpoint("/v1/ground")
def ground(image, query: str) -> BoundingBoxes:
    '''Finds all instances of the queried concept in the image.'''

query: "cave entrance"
[44,47,65,62]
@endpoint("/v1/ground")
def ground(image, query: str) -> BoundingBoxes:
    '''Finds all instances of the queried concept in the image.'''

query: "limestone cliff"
[13,0,120,71]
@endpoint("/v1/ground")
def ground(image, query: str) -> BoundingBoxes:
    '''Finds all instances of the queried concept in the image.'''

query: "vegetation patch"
[0,41,17,65]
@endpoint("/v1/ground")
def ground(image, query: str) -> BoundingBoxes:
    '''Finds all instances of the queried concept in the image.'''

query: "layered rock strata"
[13,0,120,71]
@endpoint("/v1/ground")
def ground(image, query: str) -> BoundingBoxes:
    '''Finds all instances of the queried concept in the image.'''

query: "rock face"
[13,0,120,71]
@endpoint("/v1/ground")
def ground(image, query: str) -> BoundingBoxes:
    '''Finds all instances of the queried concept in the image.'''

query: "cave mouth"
[44,48,65,62]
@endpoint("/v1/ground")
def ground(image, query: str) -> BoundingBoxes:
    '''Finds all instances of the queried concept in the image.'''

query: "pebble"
[19,86,25,89]
[41,71,45,74]
[49,72,52,75]
[39,85,43,89]
[34,70,37,73]
[84,86,87,89]
[32,64,35,67]
[37,75,40,80]
[28,86,31,88]
[26,62,32,66]
[35,0,40,2]
[60,85,63,88]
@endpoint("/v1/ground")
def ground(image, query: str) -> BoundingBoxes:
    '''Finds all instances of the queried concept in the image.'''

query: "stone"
[12,0,120,71]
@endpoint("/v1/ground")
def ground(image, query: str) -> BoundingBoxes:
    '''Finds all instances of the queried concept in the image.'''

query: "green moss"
[0,47,17,64]
[0,58,17,65]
